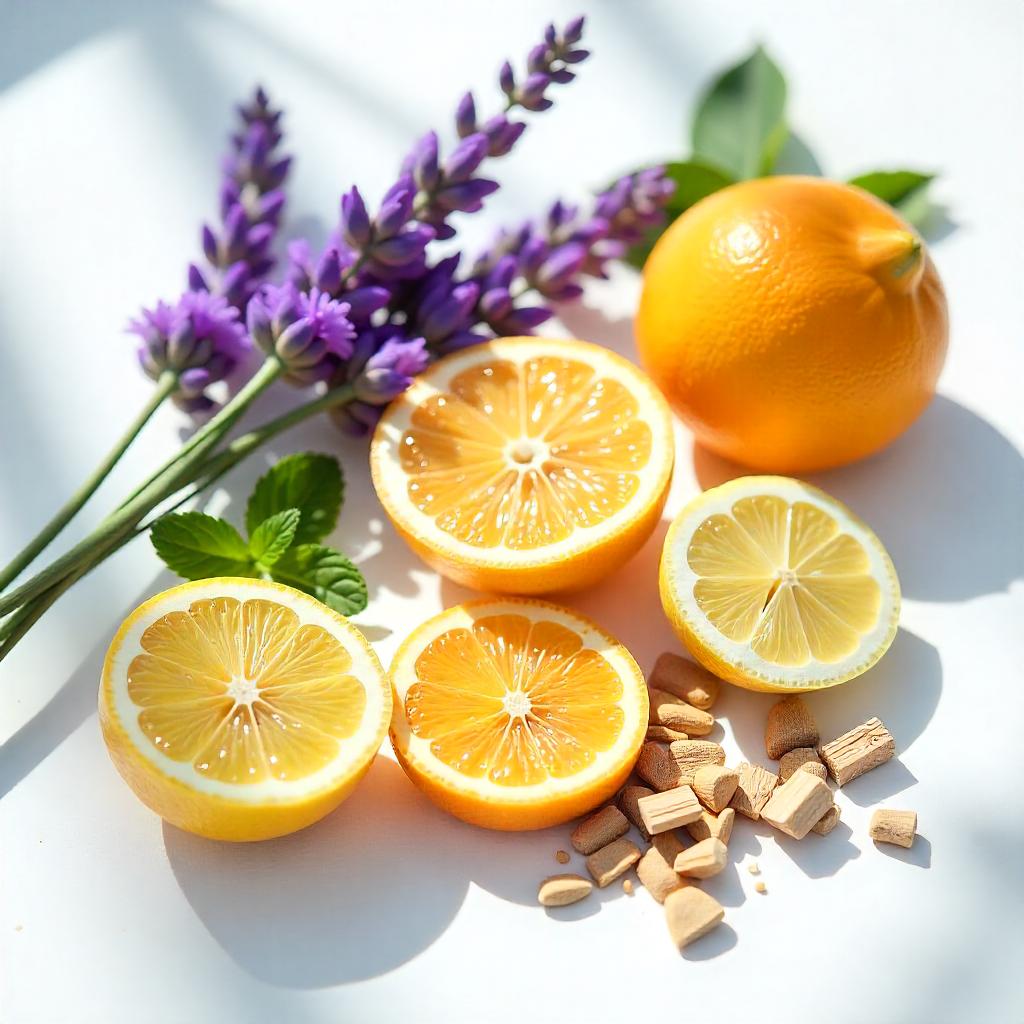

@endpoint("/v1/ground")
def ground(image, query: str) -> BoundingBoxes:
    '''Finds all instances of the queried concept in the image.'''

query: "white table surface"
[2,2,1023,1021]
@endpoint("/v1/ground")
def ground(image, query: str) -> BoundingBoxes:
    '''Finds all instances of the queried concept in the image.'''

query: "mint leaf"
[151,512,255,580]
[625,160,734,269]
[692,46,788,180]
[270,544,368,616]
[848,170,934,206]
[248,508,300,568]
[246,454,344,546]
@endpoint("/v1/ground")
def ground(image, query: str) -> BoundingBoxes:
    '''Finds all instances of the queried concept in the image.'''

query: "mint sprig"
[625,47,942,264]
[150,453,367,615]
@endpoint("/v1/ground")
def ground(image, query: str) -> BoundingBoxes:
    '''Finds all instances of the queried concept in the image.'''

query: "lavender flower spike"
[188,86,292,313]
[128,291,249,412]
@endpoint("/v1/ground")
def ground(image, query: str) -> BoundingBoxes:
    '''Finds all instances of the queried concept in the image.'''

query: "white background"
[2,2,1023,1021]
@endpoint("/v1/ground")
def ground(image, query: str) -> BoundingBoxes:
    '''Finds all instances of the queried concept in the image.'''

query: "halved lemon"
[370,336,675,594]
[660,477,900,692]
[99,578,390,841]
[388,599,649,830]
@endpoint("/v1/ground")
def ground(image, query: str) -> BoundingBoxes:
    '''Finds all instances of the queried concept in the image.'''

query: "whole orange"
[636,176,948,472]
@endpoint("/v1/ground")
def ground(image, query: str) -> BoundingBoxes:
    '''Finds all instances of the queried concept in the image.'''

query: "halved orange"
[660,477,900,692]
[99,578,391,841]
[370,337,675,593]
[388,599,649,830]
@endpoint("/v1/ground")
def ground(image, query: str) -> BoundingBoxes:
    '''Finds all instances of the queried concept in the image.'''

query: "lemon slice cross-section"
[99,578,391,841]
[660,477,900,692]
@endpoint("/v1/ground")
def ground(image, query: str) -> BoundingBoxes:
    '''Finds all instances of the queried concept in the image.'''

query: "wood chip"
[647,725,689,743]
[729,762,779,820]
[650,830,686,863]
[622,878,634,895]
[635,740,727,791]
[664,887,725,950]
[617,784,654,841]
[819,717,895,786]
[570,805,629,855]
[778,747,823,781]
[869,809,917,848]
[754,881,767,894]
[674,837,728,879]
[638,786,703,834]
[760,771,834,840]
[747,861,760,875]
[637,845,685,904]
[686,807,735,845]
[692,765,739,812]
[796,760,828,782]
[555,849,570,864]
[649,652,720,709]
[648,687,715,736]
[811,803,841,836]
[765,696,820,759]
[586,838,642,887]
[538,874,593,907]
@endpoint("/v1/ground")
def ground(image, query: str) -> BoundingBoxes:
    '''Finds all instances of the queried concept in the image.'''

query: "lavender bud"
[483,117,526,158]
[517,72,552,112]
[498,306,551,334]
[375,186,414,238]
[527,42,548,73]
[561,48,590,64]
[340,187,372,248]
[455,91,477,137]
[480,287,513,321]
[224,204,249,254]
[372,226,434,267]
[536,242,587,294]
[499,60,515,96]
[409,131,440,192]
[246,295,276,354]
[563,15,586,44]
[188,264,209,292]
[314,248,343,293]
[443,133,488,183]
[434,178,499,214]
[345,285,391,323]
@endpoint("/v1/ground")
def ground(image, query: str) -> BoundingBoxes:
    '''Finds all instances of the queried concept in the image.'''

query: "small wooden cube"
[570,805,629,854]
[617,784,654,841]
[811,803,841,836]
[585,837,642,887]
[649,687,715,736]
[636,740,725,791]
[647,725,689,743]
[693,765,739,812]
[686,807,735,845]
[730,762,779,820]
[778,747,823,781]
[760,771,834,840]
[765,696,819,759]
[796,760,828,782]
[537,874,593,907]
[869,809,917,848]
[637,844,686,904]
[649,652,720,710]
[819,717,895,786]
[673,837,728,879]
[638,786,702,834]
[664,888,725,950]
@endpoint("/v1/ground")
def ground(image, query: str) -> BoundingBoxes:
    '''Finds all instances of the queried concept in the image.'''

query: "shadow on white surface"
[693,394,1024,603]
[873,834,931,869]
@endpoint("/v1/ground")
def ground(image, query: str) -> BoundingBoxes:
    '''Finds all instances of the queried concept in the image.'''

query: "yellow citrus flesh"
[389,599,649,830]
[99,578,390,841]
[660,477,900,692]
[370,337,674,594]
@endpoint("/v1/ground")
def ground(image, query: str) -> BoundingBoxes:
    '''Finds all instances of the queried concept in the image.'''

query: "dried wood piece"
[538,874,593,907]
[778,747,823,781]
[765,696,819,759]
[796,761,828,782]
[760,771,834,840]
[811,803,841,836]
[622,879,634,895]
[869,809,917,848]
[637,844,686,904]
[651,830,686,863]
[754,881,767,894]
[647,725,689,743]
[618,784,654,841]
[649,652,720,710]
[555,849,570,864]
[674,837,728,879]
[586,837,642,888]
[570,805,629,855]
[819,717,895,786]
[693,765,739,813]
[637,740,725,790]
[664,887,724,950]
[648,687,715,736]
[638,786,702,834]
[686,807,735,845]
[730,762,779,820]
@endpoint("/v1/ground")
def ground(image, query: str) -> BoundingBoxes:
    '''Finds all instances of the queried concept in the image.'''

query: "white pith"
[370,337,675,568]
[662,477,900,687]
[389,599,648,803]
[104,578,390,803]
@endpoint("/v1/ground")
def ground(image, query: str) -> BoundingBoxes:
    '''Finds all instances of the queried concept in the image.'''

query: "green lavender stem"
[0,372,178,595]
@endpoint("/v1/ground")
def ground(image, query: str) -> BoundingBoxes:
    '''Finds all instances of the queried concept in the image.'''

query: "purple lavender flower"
[188,87,291,312]
[128,292,249,412]
[246,284,356,386]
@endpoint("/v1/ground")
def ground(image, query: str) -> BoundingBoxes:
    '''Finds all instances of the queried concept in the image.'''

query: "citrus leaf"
[624,160,734,269]
[248,508,300,568]
[848,170,935,205]
[150,512,255,581]
[270,544,367,616]
[692,46,788,180]
[245,453,344,545]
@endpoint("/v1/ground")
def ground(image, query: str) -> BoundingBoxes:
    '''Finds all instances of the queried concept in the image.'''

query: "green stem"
[0,359,284,619]
[0,372,178,594]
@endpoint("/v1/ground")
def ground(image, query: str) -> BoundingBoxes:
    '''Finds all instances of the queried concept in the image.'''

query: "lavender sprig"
[188,87,291,313]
